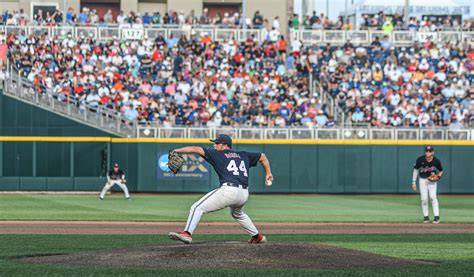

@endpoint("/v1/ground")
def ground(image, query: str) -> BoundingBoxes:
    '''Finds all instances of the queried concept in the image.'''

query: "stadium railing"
[136,125,473,140]
[313,79,347,126]
[2,24,474,46]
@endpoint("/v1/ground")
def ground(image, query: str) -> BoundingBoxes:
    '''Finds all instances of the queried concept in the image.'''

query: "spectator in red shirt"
[0,39,7,68]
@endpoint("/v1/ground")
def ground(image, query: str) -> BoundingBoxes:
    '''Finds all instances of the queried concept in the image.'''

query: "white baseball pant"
[419,178,439,217]
[100,180,130,199]
[184,185,259,236]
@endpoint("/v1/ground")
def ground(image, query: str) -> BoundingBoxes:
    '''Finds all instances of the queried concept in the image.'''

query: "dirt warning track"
[1,221,473,235]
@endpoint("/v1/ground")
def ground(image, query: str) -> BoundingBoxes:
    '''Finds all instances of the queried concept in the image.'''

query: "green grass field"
[1,194,473,276]
[0,194,472,222]
[0,234,473,276]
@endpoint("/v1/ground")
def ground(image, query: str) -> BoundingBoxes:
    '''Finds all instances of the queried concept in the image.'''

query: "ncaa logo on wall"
[157,153,210,179]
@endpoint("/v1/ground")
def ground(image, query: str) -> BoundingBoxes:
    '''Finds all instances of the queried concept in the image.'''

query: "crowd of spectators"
[2,6,474,129]
[316,38,474,128]
[1,8,473,32]
[6,29,332,128]
[0,8,272,29]
[6,24,474,129]
[295,11,473,32]
[359,11,473,32]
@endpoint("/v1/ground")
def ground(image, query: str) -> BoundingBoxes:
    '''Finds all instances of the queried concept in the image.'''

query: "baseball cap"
[425,146,434,152]
[210,134,232,148]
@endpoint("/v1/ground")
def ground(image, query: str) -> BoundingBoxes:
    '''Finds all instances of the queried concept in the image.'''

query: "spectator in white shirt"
[272,16,280,30]
[173,91,187,109]
[269,28,280,42]
[418,58,430,72]
[177,79,191,95]
[117,11,127,25]
[291,39,302,54]
[98,84,110,97]
[124,104,138,121]
[86,90,101,107]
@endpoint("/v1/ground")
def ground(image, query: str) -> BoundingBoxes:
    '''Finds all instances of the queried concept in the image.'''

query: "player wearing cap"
[168,134,273,244]
[99,163,131,200]
[412,146,443,224]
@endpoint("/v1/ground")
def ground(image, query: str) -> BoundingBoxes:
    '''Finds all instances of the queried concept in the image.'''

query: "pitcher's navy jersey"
[202,148,261,186]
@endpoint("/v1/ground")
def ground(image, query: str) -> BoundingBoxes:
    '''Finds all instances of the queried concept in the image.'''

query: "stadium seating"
[316,42,474,128]
[5,28,329,128]
[2,8,473,130]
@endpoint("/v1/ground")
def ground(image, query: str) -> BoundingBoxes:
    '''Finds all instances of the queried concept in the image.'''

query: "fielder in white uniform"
[412,146,443,224]
[168,134,273,244]
[99,163,130,200]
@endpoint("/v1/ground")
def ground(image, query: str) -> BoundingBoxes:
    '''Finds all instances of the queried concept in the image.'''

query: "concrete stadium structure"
[0,0,293,32]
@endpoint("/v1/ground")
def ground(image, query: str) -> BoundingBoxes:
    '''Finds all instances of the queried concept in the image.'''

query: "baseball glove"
[427,173,439,182]
[168,150,185,174]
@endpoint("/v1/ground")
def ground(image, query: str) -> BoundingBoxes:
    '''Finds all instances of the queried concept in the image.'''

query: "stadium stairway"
[2,72,134,137]
[313,79,347,126]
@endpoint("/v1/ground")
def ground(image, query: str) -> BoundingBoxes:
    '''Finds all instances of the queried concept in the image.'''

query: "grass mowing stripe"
[1,234,473,258]
[0,195,472,223]
[0,234,473,276]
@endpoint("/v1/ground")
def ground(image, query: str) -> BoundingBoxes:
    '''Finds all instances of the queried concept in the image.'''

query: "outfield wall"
[0,138,473,193]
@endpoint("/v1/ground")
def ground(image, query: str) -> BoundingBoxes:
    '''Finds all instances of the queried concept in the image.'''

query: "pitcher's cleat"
[248,233,267,244]
[423,216,429,224]
[169,231,192,244]
[433,216,440,224]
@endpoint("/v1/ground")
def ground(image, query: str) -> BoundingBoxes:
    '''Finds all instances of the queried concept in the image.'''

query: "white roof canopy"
[356,0,468,15]
[360,0,460,7]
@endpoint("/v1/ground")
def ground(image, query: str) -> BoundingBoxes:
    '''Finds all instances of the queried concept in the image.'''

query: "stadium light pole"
[63,0,67,25]
[345,0,348,20]
[326,0,329,17]
[404,0,409,28]
[242,0,247,31]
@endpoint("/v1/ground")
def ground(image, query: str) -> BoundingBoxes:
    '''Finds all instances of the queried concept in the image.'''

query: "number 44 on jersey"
[227,160,248,177]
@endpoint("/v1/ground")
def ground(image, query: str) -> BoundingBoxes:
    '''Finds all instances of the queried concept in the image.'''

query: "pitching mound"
[19,241,431,269]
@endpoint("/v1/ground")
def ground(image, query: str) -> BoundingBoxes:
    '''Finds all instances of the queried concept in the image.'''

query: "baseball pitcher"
[412,146,443,224]
[167,134,273,244]
[99,163,131,200]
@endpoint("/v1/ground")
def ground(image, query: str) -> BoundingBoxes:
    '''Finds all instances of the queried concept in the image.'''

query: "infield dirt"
[1,221,473,234]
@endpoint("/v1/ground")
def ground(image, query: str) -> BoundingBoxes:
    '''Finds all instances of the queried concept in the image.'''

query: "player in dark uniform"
[99,163,130,200]
[412,146,443,223]
[168,134,273,244]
